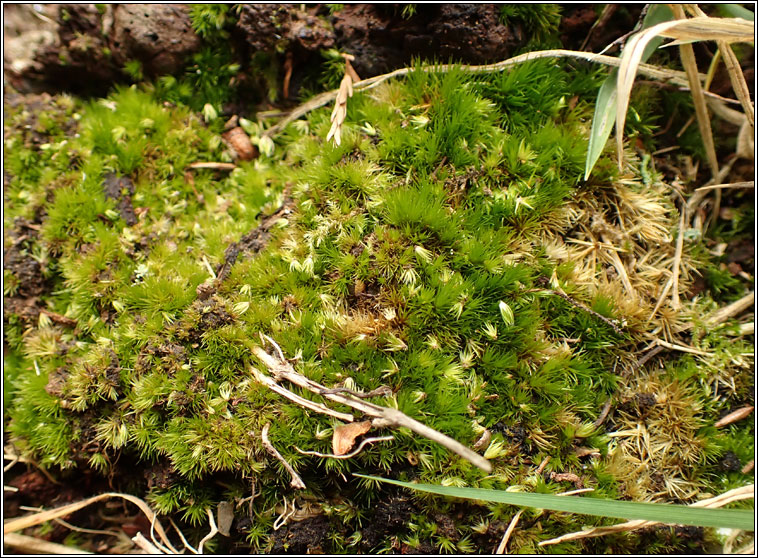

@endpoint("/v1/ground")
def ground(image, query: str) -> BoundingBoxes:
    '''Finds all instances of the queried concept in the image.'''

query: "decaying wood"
[252,336,492,473]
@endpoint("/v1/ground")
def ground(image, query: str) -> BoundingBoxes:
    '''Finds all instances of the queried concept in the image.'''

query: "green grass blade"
[584,69,618,180]
[718,4,755,21]
[355,475,755,531]
[584,4,675,180]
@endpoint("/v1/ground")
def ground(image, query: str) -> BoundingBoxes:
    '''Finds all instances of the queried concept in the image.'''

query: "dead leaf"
[332,420,371,455]
[715,405,754,428]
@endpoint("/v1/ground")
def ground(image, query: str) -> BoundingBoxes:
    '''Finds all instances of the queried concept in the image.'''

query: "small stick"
[696,181,754,192]
[654,338,712,357]
[741,460,754,474]
[260,423,306,489]
[251,367,354,422]
[705,291,754,327]
[187,162,237,171]
[714,406,754,428]
[253,338,492,472]
[671,206,686,310]
[197,508,219,554]
[495,509,523,554]
[265,50,696,137]
[4,532,92,555]
[535,456,551,476]
[295,436,394,460]
[132,532,165,554]
[548,289,624,336]
[169,517,199,554]
[539,484,754,546]
[593,399,613,428]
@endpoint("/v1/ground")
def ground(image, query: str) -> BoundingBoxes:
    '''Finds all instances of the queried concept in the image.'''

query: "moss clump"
[4,56,752,553]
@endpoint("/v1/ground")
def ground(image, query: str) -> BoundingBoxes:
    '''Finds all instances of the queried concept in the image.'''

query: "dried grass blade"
[538,484,754,546]
[615,16,753,168]
[718,41,754,129]
[4,532,92,555]
[3,491,177,553]
[671,6,719,177]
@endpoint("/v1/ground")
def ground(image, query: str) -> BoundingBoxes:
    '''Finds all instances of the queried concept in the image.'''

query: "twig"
[4,532,92,555]
[625,345,665,378]
[498,487,595,553]
[261,423,306,489]
[132,532,165,554]
[705,291,754,327]
[265,50,697,137]
[654,338,712,357]
[671,205,686,310]
[294,436,394,460]
[548,289,625,335]
[252,367,353,422]
[273,496,297,531]
[169,517,199,554]
[3,491,178,553]
[187,162,237,171]
[495,509,524,554]
[538,484,754,546]
[695,180,754,192]
[197,508,219,554]
[253,337,492,473]
[535,456,551,476]
[714,406,754,428]
[593,399,613,429]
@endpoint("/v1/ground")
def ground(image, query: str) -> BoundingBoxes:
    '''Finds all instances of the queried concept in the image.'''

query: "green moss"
[4,55,752,553]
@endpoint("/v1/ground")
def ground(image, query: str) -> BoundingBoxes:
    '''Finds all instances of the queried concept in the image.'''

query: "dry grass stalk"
[685,4,755,129]
[704,291,754,327]
[670,5,719,178]
[615,16,753,168]
[695,180,754,191]
[252,335,492,472]
[261,422,306,490]
[266,49,700,138]
[3,491,177,553]
[670,206,686,310]
[495,509,524,554]
[4,532,92,555]
[538,484,754,546]
[326,54,357,146]
[197,508,219,554]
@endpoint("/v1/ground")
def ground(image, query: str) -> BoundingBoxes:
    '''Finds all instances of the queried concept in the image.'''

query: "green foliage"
[4,56,751,554]
[189,4,232,39]
[499,4,562,44]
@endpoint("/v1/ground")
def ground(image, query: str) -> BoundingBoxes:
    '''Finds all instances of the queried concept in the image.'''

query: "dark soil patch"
[102,173,138,226]
[269,515,332,554]
[214,196,295,284]
[360,494,417,551]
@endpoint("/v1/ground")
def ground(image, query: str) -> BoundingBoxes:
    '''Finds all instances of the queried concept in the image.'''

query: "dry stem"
[265,49,697,137]
[538,484,754,546]
[294,435,395,460]
[261,423,306,490]
[252,337,492,472]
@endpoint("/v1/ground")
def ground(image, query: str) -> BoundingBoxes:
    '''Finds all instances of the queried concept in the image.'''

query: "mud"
[360,494,417,550]
[236,5,335,53]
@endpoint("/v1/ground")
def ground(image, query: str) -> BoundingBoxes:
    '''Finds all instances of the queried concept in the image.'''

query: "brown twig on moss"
[547,289,625,336]
[252,335,492,473]
[261,423,306,490]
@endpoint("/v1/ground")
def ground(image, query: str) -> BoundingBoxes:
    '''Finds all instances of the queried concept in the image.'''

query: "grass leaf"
[354,475,755,531]
[584,4,673,179]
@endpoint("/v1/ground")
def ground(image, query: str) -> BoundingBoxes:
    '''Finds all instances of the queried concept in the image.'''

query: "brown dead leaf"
[332,420,371,455]
[715,405,754,428]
